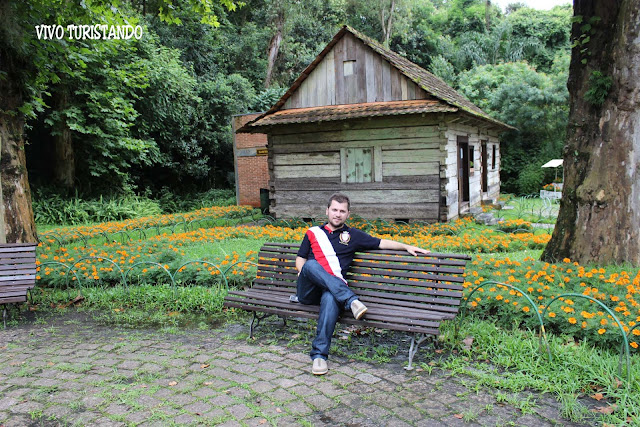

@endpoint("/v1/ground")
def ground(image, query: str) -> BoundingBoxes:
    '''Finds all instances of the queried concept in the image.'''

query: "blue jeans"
[297,260,358,361]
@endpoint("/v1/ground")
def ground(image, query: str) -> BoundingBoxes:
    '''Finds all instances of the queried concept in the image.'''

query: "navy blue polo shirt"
[297,223,381,278]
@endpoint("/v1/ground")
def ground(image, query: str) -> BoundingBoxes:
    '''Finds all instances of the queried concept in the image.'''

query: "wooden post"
[0,131,6,244]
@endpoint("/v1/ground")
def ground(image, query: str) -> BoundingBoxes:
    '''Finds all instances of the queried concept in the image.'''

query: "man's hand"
[406,246,430,256]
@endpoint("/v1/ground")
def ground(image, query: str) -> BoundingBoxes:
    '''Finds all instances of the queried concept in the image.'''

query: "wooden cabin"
[237,26,512,222]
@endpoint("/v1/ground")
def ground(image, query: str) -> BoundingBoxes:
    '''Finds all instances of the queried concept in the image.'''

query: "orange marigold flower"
[568,317,577,324]
[598,328,606,334]
[548,312,556,318]
[631,342,638,349]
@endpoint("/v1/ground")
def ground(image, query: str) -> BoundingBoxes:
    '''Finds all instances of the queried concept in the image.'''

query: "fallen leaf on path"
[590,393,604,401]
[139,385,148,388]
[435,349,443,354]
[203,382,213,386]
[47,362,54,366]
[592,404,617,414]
[168,381,178,386]
[200,364,210,369]
[276,408,282,413]
[462,336,474,350]
[168,311,180,316]
[259,419,267,424]
[454,414,463,419]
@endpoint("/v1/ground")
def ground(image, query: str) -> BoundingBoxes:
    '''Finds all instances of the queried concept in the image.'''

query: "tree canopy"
[1,0,574,241]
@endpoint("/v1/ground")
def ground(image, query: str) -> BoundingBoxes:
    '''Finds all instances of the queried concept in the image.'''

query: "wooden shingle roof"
[240,25,512,132]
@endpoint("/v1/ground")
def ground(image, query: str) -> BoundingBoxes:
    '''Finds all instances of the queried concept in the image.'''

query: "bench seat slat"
[230,288,452,316]
[252,278,463,301]
[255,269,465,292]
[248,284,462,312]
[224,300,441,335]
[0,296,28,304]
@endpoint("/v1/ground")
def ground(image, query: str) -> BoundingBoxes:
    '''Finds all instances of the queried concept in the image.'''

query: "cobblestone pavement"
[0,312,594,426]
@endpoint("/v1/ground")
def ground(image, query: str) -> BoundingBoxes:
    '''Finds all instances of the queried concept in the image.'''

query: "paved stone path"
[0,312,593,426]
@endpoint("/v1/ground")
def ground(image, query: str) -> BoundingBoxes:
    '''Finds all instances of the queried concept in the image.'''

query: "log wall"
[440,121,501,221]
[268,116,441,220]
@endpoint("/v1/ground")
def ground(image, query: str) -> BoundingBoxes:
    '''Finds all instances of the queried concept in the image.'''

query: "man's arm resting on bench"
[378,239,430,256]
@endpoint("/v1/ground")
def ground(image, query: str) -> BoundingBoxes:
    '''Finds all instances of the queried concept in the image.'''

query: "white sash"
[308,226,345,281]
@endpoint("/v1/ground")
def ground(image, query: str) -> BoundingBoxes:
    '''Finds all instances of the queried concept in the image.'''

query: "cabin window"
[343,60,356,76]
[492,145,497,170]
[469,146,475,174]
[342,147,373,183]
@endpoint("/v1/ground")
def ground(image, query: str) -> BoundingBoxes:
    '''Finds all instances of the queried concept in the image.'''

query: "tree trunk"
[485,0,491,31]
[0,16,38,244]
[53,88,75,190]
[541,0,640,265]
[380,0,395,47]
[0,128,5,244]
[264,10,284,89]
[0,113,37,244]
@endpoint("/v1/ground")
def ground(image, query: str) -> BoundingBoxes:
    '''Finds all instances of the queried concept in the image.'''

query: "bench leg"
[405,333,428,371]
[2,306,6,329]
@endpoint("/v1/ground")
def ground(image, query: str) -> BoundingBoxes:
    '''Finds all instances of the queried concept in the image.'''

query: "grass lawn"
[489,194,560,224]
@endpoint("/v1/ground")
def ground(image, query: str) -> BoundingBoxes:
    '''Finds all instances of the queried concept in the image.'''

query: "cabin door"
[481,141,488,193]
[457,136,470,211]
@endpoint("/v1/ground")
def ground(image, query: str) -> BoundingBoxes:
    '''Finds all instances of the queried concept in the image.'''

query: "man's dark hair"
[327,193,350,210]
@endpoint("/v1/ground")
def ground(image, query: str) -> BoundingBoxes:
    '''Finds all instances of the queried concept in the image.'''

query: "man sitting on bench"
[295,193,430,375]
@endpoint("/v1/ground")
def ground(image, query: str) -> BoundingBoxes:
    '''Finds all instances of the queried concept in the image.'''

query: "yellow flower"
[568,317,577,324]
[598,328,606,335]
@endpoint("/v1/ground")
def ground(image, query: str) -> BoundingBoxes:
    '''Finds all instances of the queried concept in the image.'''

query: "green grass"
[490,194,559,224]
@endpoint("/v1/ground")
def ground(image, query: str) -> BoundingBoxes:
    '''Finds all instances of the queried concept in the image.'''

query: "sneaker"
[350,299,368,320]
[312,358,328,375]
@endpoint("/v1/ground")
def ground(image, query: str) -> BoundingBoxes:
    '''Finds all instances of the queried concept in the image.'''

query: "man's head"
[325,193,350,230]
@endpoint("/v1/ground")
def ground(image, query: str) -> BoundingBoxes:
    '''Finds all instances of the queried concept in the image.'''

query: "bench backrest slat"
[0,244,38,295]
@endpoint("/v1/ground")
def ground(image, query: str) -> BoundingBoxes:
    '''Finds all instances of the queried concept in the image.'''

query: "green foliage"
[156,188,236,213]
[18,0,573,200]
[33,190,162,225]
[32,188,236,224]
[458,60,569,192]
[584,70,612,107]
[516,161,546,195]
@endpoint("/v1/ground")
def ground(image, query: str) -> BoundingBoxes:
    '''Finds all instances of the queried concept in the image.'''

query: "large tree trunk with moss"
[0,19,38,243]
[541,0,640,265]
[0,113,37,244]
[53,87,75,190]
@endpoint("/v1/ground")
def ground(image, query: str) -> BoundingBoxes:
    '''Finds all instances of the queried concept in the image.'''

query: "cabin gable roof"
[241,26,512,132]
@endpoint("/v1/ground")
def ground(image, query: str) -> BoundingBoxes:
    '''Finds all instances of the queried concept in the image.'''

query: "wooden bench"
[0,243,38,327]
[223,242,471,369]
